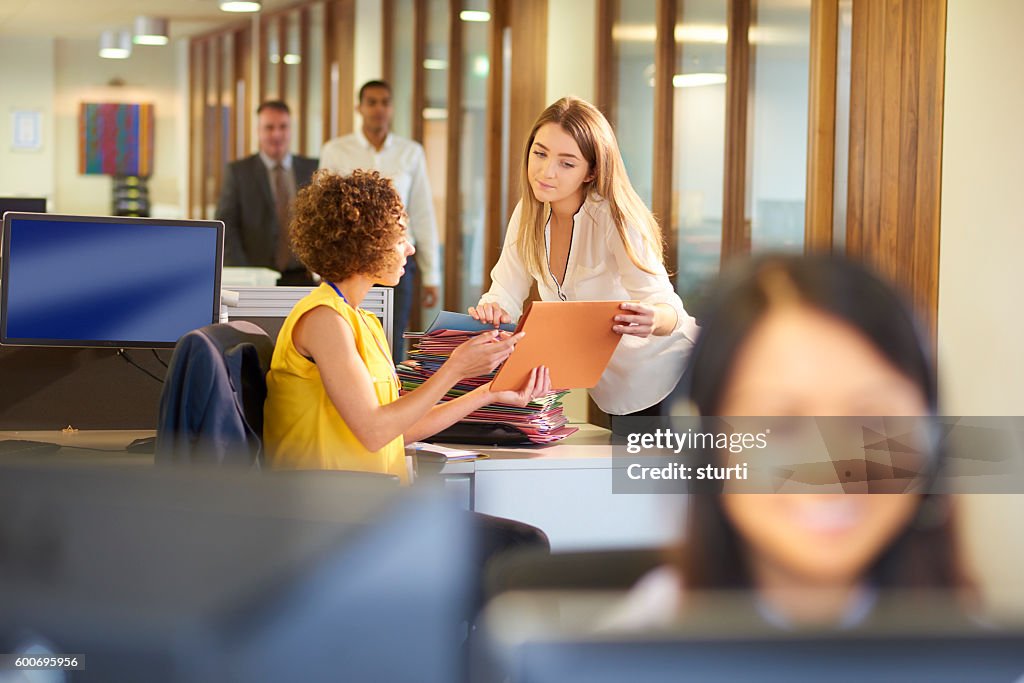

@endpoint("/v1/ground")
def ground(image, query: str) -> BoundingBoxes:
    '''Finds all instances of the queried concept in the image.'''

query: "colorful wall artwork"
[78,102,154,177]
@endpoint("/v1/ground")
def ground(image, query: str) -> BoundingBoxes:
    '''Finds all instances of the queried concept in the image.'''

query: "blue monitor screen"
[1,213,222,348]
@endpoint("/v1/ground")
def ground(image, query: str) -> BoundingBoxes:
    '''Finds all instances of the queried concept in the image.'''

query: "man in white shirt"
[319,80,440,360]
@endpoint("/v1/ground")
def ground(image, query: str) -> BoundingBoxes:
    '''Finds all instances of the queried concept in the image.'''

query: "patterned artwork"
[78,102,154,176]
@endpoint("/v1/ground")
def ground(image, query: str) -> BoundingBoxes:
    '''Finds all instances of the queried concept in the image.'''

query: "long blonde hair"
[515,96,665,279]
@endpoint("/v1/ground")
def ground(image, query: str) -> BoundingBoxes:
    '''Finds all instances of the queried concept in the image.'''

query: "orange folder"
[490,300,624,392]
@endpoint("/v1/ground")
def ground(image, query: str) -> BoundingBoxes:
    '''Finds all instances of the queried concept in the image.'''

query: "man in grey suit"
[216,100,319,285]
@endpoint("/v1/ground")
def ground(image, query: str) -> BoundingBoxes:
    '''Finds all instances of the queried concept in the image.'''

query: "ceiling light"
[220,0,262,11]
[612,23,729,45]
[677,24,728,44]
[459,10,491,22]
[423,58,447,70]
[282,54,301,65]
[99,30,132,59]
[673,73,727,88]
[133,16,169,46]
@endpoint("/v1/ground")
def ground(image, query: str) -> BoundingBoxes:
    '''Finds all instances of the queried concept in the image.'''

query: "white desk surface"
[0,429,152,447]
[0,424,620,471]
[0,429,154,466]
[430,424,687,551]
[429,423,623,474]
[1,425,682,550]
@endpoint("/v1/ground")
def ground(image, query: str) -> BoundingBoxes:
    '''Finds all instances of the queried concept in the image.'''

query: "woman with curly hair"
[263,168,550,481]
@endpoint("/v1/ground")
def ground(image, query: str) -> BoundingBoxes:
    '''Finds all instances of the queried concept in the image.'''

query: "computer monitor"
[480,593,1024,683]
[0,212,222,348]
[0,197,47,215]
[509,635,1024,683]
[0,465,473,683]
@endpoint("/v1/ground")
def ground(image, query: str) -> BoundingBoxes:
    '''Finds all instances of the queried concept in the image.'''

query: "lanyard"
[326,280,349,303]
[325,281,401,390]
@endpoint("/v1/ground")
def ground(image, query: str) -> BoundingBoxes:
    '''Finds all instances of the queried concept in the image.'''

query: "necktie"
[273,164,293,272]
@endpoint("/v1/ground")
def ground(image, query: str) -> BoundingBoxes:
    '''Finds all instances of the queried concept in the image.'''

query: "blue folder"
[425,311,517,334]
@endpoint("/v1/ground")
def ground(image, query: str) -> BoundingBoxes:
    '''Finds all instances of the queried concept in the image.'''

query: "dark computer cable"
[117,349,164,384]
[151,349,169,369]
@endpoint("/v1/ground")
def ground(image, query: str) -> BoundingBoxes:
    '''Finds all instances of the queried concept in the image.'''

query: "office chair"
[155,320,402,485]
[156,321,274,468]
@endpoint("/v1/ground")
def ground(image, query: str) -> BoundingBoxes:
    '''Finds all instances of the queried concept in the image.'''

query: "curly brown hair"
[289,169,405,282]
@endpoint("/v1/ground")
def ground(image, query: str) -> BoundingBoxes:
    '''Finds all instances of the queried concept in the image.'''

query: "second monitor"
[1,212,223,349]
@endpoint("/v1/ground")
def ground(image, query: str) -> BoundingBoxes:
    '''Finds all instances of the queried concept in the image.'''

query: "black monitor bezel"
[0,212,224,349]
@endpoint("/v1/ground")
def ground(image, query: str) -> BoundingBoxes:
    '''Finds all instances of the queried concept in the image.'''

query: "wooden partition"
[804,0,839,252]
[846,0,947,339]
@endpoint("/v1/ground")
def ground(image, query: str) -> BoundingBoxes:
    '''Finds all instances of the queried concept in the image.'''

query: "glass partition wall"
[189,24,250,220]
[192,0,532,338]
[189,0,874,342]
[599,0,814,310]
[188,1,349,219]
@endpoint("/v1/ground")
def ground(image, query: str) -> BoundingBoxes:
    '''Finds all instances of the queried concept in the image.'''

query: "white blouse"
[478,196,699,415]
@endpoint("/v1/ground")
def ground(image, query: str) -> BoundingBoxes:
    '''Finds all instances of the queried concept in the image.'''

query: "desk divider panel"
[0,286,393,430]
[223,286,393,347]
[0,346,169,430]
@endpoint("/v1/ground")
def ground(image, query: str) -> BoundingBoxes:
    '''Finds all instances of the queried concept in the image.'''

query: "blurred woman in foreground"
[614,254,972,628]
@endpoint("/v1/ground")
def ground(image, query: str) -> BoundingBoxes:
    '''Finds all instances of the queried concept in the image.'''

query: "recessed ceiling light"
[133,16,169,46]
[672,73,727,88]
[99,30,131,59]
[459,10,491,22]
[220,1,262,12]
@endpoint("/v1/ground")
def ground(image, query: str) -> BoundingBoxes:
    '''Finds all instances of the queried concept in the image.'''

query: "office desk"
[1,426,686,552]
[0,429,154,467]
[422,425,687,552]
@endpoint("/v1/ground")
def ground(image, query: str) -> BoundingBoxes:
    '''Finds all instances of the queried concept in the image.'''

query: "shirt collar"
[259,151,293,170]
[355,127,393,152]
[754,584,879,631]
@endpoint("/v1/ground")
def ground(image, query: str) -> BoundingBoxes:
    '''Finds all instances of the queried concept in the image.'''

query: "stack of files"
[398,312,578,444]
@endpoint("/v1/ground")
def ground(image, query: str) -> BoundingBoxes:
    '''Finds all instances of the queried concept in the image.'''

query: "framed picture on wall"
[10,109,42,152]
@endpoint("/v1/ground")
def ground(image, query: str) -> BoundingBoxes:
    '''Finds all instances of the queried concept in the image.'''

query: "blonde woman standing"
[470,97,698,429]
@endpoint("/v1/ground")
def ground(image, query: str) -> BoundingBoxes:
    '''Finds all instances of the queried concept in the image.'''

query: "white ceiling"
[0,0,298,39]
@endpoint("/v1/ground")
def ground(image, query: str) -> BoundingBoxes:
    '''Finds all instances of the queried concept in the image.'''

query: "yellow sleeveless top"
[263,283,407,483]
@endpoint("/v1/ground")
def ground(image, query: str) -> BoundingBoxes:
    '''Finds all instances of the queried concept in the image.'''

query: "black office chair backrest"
[155,321,274,468]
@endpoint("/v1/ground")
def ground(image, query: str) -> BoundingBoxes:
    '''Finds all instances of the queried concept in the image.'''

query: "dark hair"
[257,100,290,116]
[289,169,404,283]
[358,80,392,103]
[673,254,966,593]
